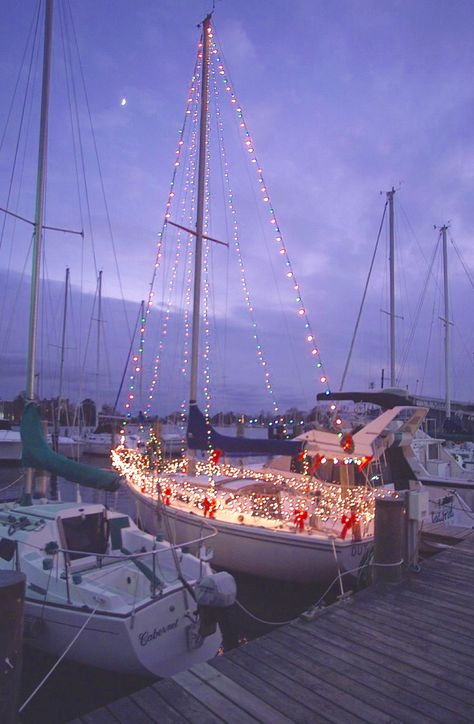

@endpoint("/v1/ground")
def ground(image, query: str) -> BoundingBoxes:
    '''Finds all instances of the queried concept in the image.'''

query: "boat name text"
[138,618,179,646]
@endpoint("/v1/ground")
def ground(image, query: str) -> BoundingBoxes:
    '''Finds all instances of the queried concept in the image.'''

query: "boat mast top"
[189,13,212,405]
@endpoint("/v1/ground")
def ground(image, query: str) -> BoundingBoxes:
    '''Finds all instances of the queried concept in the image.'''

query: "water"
[0,459,330,723]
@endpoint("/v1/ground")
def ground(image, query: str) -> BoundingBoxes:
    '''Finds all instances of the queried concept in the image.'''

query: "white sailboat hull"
[131,486,372,585]
[24,591,220,677]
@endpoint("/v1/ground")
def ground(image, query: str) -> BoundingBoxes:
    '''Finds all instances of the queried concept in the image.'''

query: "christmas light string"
[120,43,202,439]
[209,25,332,400]
[210,59,282,423]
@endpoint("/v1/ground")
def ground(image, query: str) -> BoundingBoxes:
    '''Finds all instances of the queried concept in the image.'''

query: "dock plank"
[291,617,471,719]
[209,654,332,724]
[106,695,155,724]
[173,669,256,724]
[241,634,394,724]
[219,646,363,724]
[130,685,184,723]
[191,661,293,724]
[149,677,224,724]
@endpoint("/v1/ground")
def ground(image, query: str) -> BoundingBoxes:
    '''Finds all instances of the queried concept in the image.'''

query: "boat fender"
[195,571,237,608]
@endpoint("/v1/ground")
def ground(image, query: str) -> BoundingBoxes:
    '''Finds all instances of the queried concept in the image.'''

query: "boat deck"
[70,531,474,723]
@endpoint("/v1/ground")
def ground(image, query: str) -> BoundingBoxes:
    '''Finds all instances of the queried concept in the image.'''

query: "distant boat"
[0,421,80,462]
[0,1,232,677]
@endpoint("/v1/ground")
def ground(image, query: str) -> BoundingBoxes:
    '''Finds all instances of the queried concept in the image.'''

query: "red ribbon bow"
[294,509,308,531]
[340,512,357,540]
[203,498,217,518]
[358,455,373,471]
[211,449,222,465]
[308,453,323,474]
[163,487,172,506]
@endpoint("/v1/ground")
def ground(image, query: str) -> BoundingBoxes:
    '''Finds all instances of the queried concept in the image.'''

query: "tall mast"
[387,187,396,387]
[96,270,103,420]
[441,225,451,419]
[189,14,212,405]
[57,266,70,428]
[23,0,54,504]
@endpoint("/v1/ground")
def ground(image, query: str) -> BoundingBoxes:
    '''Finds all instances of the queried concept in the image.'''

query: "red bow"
[298,450,306,462]
[358,455,373,471]
[211,449,222,465]
[340,512,357,539]
[308,453,323,474]
[203,498,216,518]
[163,487,172,506]
[294,509,308,531]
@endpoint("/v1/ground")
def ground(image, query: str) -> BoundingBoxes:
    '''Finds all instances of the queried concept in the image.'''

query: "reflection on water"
[0,458,329,723]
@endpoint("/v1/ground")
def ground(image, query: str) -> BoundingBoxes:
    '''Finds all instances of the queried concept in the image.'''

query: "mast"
[189,14,212,405]
[23,0,54,505]
[387,187,396,387]
[95,270,103,421]
[56,266,70,432]
[441,225,451,419]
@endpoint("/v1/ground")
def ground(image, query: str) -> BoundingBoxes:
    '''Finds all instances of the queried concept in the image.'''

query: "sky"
[1,0,474,417]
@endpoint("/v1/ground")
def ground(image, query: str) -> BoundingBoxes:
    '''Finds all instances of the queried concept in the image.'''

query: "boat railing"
[62,521,218,599]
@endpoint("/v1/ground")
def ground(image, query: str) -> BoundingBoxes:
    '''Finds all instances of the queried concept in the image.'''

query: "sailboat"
[112,14,398,585]
[323,195,474,527]
[0,1,231,678]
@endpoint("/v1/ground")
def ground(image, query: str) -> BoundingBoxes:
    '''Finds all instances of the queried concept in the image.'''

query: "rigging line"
[66,2,131,342]
[398,232,440,382]
[1,232,35,354]
[0,1,41,335]
[450,233,474,291]
[420,252,441,394]
[0,5,39,157]
[60,2,98,278]
[113,301,144,412]
[212,49,290,415]
[339,201,387,391]
[58,3,86,239]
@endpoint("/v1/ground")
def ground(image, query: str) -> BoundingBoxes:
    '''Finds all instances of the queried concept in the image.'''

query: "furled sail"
[186,403,305,457]
[21,403,121,492]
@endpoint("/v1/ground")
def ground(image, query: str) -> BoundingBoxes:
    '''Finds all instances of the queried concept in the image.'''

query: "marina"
[70,528,474,723]
[1,2,474,722]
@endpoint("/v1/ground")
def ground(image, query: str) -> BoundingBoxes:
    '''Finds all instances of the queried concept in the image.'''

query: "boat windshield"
[61,511,108,559]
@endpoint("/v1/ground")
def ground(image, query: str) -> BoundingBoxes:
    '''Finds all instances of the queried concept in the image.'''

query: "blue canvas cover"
[186,403,305,457]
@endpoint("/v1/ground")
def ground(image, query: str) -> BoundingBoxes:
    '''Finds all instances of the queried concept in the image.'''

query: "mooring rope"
[19,603,99,714]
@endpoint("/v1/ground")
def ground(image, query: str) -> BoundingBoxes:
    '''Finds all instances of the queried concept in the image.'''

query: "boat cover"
[21,403,121,492]
[186,403,305,457]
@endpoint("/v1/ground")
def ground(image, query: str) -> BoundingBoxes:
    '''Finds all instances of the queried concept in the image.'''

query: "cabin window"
[61,512,108,560]
[427,443,439,460]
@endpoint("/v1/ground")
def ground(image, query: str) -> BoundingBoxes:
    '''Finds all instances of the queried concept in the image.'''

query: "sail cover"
[21,403,121,492]
[186,403,305,457]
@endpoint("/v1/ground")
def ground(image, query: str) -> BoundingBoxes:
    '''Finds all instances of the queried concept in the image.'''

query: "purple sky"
[1,0,474,416]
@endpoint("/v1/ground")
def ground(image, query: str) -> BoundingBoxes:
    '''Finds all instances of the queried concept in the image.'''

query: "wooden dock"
[70,532,474,723]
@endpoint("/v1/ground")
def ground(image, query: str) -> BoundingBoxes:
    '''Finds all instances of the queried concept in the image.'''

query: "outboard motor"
[195,571,238,649]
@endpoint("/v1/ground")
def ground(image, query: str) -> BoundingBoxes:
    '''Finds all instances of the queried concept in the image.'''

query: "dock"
[70,532,474,723]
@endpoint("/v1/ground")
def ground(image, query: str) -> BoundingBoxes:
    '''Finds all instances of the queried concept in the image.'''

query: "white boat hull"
[131,487,372,585]
[24,591,220,677]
